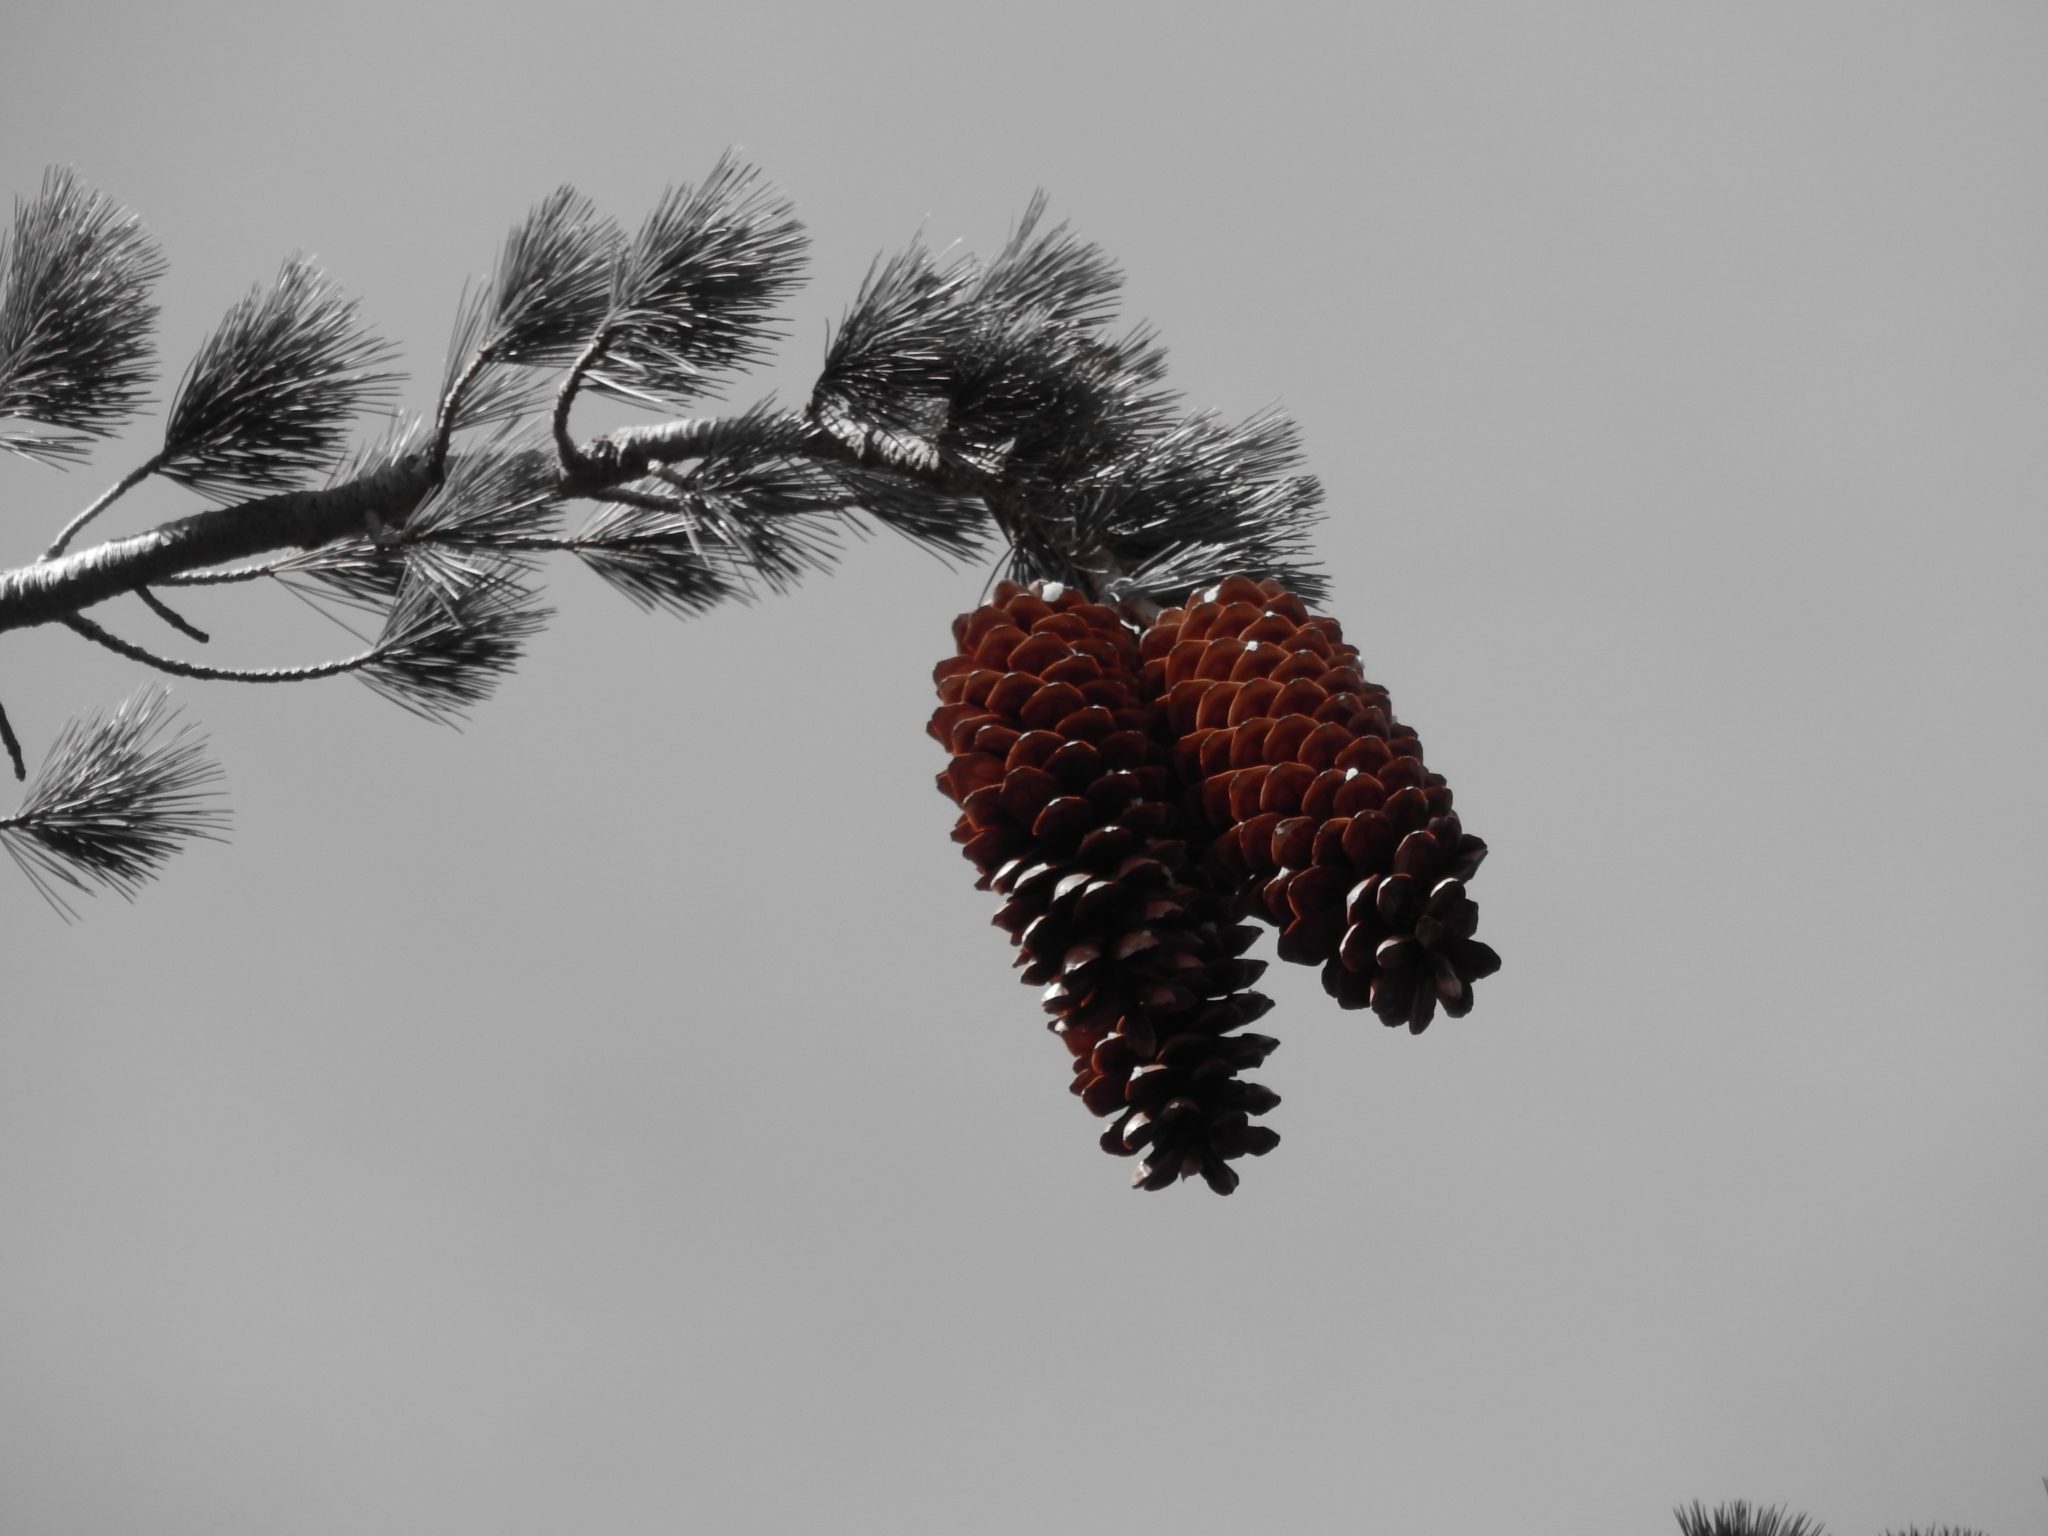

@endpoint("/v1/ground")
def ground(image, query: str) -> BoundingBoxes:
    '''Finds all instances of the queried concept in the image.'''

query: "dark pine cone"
[1138,575,1501,1033]
[931,580,1282,1193]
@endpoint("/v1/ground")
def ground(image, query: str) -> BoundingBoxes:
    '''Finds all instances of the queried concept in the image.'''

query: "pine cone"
[932,580,1282,1192]
[1139,575,1501,1033]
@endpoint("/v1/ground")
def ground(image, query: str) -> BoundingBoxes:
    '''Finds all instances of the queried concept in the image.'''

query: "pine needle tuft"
[0,689,228,917]
[437,190,623,435]
[592,155,807,409]
[0,168,166,465]
[359,562,550,724]
[161,256,401,500]
[489,187,621,368]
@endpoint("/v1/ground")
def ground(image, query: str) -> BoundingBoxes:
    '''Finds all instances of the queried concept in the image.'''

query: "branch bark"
[0,413,1016,639]
[1,454,435,635]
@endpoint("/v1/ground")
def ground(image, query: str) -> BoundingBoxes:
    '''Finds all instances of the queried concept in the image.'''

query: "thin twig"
[431,344,494,476]
[478,535,583,553]
[157,561,284,586]
[61,613,380,683]
[136,587,210,643]
[0,699,24,782]
[43,451,167,560]
[588,484,686,515]
[553,330,614,480]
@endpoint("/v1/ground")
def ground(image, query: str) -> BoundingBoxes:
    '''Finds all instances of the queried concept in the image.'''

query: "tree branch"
[551,330,613,480]
[0,415,1000,639]
[1,453,437,634]
[61,613,380,683]
[155,561,279,587]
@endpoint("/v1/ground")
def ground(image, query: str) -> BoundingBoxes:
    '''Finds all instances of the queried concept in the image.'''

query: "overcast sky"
[3,4,2044,1534]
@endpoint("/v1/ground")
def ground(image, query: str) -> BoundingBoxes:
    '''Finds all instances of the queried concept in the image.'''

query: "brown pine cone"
[1138,575,1501,1033]
[932,580,1282,1192]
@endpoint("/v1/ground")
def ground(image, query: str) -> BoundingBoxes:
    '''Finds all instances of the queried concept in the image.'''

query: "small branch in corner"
[42,452,168,562]
[552,330,615,485]
[429,344,493,478]
[0,698,24,782]
[137,587,211,644]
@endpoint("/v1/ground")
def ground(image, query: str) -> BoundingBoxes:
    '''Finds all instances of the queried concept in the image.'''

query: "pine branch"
[1,450,436,633]
[559,403,982,609]
[0,168,165,466]
[246,416,433,603]
[586,399,814,469]
[42,454,163,558]
[7,171,1322,641]
[6,179,1316,640]
[160,256,401,501]
[0,688,227,917]
[0,168,1376,927]
[157,538,402,609]
[0,166,1370,924]
[62,611,386,684]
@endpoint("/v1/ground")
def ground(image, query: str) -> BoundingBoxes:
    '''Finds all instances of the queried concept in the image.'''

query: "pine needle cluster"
[0,168,165,465]
[0,689,228,917]
[159,256,402,501]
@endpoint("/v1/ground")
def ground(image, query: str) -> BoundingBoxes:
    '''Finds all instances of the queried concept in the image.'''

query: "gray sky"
[3,3,2044,1533]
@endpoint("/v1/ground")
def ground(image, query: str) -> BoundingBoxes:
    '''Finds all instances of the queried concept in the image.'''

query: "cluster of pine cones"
[930,575,1499,1194]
